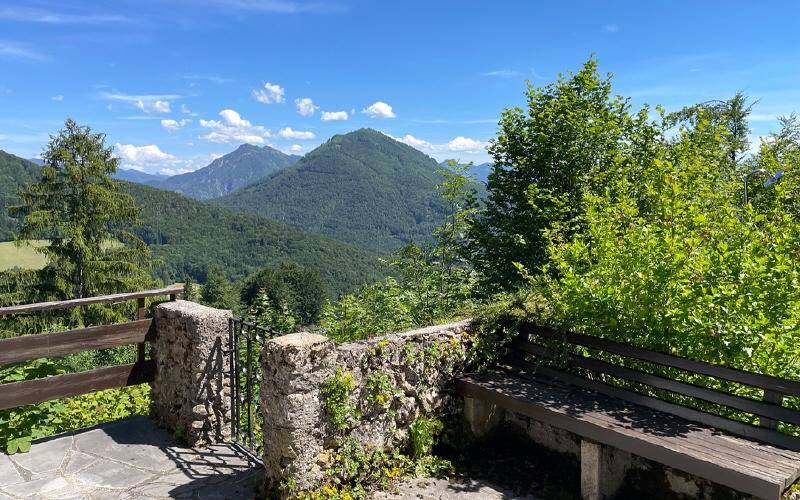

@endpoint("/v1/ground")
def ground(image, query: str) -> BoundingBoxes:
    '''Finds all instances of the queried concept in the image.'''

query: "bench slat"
[521,324,800,396]
[457,372,800,499]
[505,358,800,453]
[513,340,800,427]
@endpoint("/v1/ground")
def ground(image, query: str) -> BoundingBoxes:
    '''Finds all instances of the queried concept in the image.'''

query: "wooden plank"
[0,285,184,316]
[0,361,155,411]
[513,341,800,427]
[505,359,800,454]
[0,319,153,366]
[455,374,790,500]
[519,324,800,396]
[761,390,785,430]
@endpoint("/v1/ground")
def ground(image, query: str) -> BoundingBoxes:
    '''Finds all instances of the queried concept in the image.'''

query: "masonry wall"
[259,320,472,491]
[151,300,232,446]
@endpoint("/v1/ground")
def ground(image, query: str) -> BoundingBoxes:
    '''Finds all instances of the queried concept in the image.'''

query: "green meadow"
[0,240,48,271]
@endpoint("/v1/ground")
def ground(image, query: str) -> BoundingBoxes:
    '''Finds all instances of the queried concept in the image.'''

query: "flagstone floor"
[0,416,260,499]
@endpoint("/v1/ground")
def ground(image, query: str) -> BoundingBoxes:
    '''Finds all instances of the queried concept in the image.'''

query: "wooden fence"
[0,285,183,411]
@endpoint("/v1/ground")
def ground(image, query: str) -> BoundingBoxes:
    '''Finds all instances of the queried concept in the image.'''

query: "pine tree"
[201,266,238,310]
[12,119,153,299]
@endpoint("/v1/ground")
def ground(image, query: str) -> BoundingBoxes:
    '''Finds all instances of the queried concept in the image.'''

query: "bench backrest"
[506,323,800,451]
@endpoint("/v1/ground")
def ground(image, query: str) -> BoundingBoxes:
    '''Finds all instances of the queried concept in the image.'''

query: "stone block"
[580,439,631,500]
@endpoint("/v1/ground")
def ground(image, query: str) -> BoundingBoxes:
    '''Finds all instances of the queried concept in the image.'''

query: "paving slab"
[372,477,542,500]
[0,416,261,499]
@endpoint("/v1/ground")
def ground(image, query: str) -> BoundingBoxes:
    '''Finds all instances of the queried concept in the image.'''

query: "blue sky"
[1,1,799,175]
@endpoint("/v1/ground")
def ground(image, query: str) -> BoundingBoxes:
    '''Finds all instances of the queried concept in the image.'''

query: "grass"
[0,240,48,271]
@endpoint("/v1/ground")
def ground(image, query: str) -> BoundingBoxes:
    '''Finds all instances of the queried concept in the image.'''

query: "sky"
[1,1,799,175]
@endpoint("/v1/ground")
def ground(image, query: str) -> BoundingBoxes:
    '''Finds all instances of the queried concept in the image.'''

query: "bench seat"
[456,371,800,500]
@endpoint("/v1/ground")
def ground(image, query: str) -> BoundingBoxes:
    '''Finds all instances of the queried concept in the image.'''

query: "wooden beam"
[520,324,800,396]
[0,361,155,411]
[0,285,184,317]
[0,319,153,366]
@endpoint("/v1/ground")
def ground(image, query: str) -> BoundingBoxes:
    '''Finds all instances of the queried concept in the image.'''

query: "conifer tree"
[13,119,152,299]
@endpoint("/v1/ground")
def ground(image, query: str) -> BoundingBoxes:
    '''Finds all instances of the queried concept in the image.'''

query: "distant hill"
[0,150,383,294]
[155,144,299,200]
[114,168,168,185]
[215,129,449,251]
[0,151,42,240]
[440,160,493,184]
[126,182,383,294]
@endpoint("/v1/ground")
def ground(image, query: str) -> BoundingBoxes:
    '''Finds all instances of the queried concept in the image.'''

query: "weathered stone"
[151,300,232,447]
[580,440,631,500]
[7,434,71,474]
[260,319,472,491]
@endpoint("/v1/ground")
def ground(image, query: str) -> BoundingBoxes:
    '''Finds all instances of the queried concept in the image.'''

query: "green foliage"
[215,129,457,252]
[123,181,385,296]
[245,289,297,334]
[320,165,479,342]
[240,261,327,324]
[11,119,154,299]
[362,373,398,413]
[58,385,150,431]
[408,418,443,459]
[200,266,239,310]
[536,110,800,383]
[155,143,298,200]
[321,369,359,431]
[468,58,662,293]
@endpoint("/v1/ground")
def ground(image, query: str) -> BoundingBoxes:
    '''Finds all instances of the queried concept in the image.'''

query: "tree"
[466,59,662,292]
[12,119,152,299]
[201,266,238,310]
[239,261,327,324]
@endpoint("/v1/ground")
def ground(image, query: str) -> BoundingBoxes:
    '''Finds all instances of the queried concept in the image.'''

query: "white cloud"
[278,127,315,140]
[602,24,619,33]
[0,7,129,24]
[253,82,285,104]
[289,144,303,153]
[51,94,63,101]
[394,134,489,154]
[100,92,180,114]
[363,101,396,119]
[295,97,318,116]
[445,136,488,152]
[321,110,348,121]
[202,0,344,14]
[114,143,175,171]
[481,69,522,78]
[0,40,48,61]
[199,109,271,144]
[180,103,198,116]
[161,118,191,132]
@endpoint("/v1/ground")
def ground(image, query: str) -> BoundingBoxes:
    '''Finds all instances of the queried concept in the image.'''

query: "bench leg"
[463,396,504,437]
[581,440,631,500]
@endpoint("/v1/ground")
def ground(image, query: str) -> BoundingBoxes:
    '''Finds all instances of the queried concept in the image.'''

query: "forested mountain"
[155,144,299,199]
[125,182,384,295]
[439,160,493,183]
[114,168,168,185]
[214,129,449,251]
[0,150,41,240]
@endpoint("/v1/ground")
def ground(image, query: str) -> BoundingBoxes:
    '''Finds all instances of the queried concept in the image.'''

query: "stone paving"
[372,477,542,500]
[0,416,260,499]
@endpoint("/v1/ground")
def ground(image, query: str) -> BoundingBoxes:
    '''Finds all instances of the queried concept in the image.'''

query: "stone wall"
[151,300,232,446]
[260,319,472,491]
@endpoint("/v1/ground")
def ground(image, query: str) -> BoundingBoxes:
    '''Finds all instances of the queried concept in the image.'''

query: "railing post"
[136,297,146,362]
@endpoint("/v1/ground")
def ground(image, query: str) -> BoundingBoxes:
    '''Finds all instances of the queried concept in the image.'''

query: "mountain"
[214,129,449,251]
[0,151,42,239]
[439,160,493,184]
[155,144,299,200]
[114,168,168,185]
[126,182,383,294]
[0,150,383,294]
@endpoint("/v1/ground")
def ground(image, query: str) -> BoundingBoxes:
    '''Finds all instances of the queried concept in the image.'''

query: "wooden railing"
[0,285,183,411]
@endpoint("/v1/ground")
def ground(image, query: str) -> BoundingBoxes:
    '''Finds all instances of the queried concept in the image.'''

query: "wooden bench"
[455,324,800,500]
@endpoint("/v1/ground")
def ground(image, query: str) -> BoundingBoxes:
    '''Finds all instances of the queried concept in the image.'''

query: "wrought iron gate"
[228,317,275,461]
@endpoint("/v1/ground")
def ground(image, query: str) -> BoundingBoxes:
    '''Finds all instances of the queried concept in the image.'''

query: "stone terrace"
[0,416,260,499]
